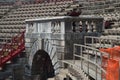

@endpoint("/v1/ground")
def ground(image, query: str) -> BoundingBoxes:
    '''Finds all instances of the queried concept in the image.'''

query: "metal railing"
[59,60,89,80]
[57,43,108,80]
[72,44,107,80]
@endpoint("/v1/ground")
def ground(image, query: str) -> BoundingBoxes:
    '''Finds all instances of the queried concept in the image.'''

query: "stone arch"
[31,49,55,80]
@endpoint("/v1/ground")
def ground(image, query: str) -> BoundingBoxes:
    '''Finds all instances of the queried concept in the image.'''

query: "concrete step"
[62,60,102,80]
[48,78,55,80]
[55,69,68,80]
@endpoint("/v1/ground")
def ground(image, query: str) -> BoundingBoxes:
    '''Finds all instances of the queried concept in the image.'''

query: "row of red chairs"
[0,31,25,67]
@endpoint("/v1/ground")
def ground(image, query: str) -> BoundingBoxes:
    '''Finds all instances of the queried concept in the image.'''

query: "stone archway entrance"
[31,49,55,80]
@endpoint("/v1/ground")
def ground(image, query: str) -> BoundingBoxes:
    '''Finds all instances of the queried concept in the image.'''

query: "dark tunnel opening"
[31,49,55,80]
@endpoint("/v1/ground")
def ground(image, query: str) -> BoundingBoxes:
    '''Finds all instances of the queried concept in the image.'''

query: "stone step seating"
[103,29,120,35]
[83,49,102,56]
[0,25,25,29]
[100,35,120,40]
[100,36,120,45]
[0,1,80,46]
[85,36,120,49]
[0,5,13,18]
[86,43,112,49]
[0,29,24,33]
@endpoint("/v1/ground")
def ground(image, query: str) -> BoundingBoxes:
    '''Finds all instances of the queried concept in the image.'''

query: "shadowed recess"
[31,49,55,80]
